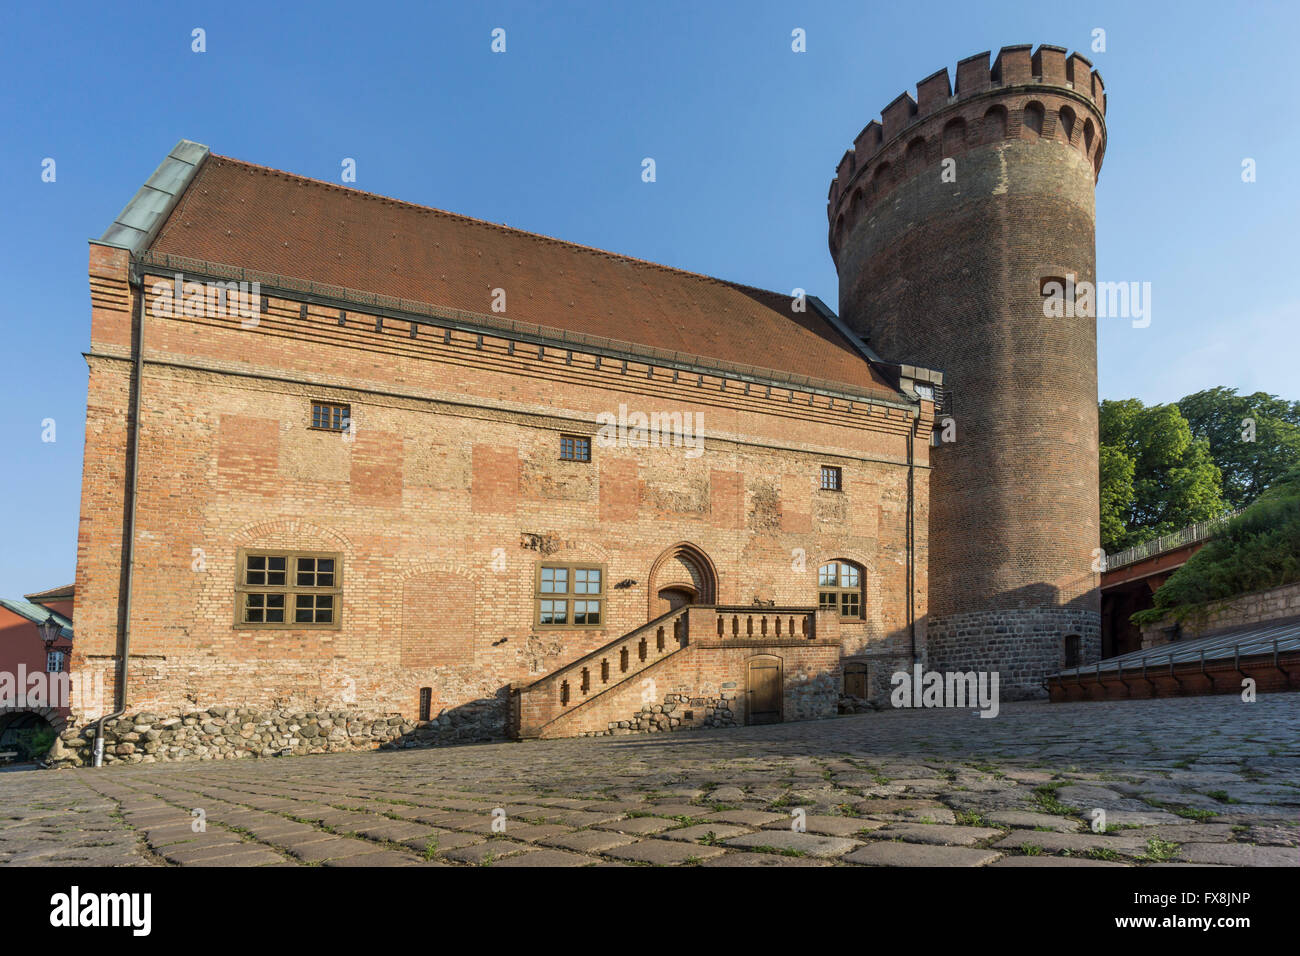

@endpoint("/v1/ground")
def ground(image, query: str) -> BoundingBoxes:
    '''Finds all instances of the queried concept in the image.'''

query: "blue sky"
[1,0,1297,596]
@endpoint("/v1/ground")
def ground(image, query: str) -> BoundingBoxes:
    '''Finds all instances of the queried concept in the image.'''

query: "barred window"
[560,435,591,462]
[311,401,350,431]
[46,650,66,673]
[536,563,603,627]
[820,466,843,491]
[237,550,342,628]
[818,560,863,619]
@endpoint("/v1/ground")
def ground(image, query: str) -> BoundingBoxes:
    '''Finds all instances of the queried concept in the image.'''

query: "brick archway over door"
[647,543,718,619]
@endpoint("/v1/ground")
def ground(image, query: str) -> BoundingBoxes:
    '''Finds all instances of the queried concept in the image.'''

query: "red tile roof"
[148,154,897,397]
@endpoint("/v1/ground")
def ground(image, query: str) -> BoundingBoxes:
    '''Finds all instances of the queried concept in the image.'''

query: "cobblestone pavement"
[2,695,1297,867]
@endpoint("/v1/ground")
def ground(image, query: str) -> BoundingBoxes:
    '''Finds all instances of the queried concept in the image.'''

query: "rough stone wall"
[73,252,927,738]
[50,697,504,767]
[1140,581,1300,649]
[576,692,736,737]
[926,606,1101,699]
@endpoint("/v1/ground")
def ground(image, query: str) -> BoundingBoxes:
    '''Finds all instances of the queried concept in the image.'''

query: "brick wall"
[830,51,1106,696]
[71,254,929,738]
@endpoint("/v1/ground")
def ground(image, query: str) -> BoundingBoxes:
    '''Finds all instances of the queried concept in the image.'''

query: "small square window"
[311,401,350,431]
[296,556,335,588]
[820,466,842,491]
[246,555,286,587]
[244,592,286,624]
[540,567,568,594]
[573,600,601,625]
[560,435,591,462]
[540,599,569,625]
[294,593,334,624]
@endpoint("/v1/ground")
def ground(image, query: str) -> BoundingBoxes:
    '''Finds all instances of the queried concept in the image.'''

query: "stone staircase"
[509,605,821,739]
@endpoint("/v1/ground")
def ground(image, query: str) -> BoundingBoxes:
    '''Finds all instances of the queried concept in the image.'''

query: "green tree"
[1099,398,1226,553]
[1176,387,1300,510]
[1134,467,1300,622]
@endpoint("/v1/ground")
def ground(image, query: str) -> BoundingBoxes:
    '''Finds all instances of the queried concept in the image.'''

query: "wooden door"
[746,657,782,725]
[843,663,868,699]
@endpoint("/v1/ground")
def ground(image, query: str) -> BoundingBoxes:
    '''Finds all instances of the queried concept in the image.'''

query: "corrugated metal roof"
[1058,617,1300,677]
[0,599,73,640]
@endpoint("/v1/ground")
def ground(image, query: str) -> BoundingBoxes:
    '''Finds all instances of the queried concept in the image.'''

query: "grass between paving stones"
[1032,782,1081,817]
[422,837,439,860]
[1019,844,1044,856]
[667,815,709,828]
[1140,838,1181,863]
[1145,798,1218,822]
[751,845,806,858]
[1205,790,1242,804]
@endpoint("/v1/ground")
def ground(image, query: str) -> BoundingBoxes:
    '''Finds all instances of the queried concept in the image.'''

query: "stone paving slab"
[871,823,1005,846]
[723,831,860,858]
[844,843,1003,866]
[0,694,1294,867]
[602,839,727,866]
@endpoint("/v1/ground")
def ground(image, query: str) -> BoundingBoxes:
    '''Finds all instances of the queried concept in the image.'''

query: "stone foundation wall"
[576,691,737,737]
[1140,580,1300,648]
[49,697,505,767]
[926,606,1101,699]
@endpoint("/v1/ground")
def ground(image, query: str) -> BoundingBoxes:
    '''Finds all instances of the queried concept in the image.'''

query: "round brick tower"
[828,45,1106,697]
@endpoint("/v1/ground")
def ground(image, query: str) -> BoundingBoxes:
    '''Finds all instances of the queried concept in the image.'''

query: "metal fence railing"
[1104,509,1241,572]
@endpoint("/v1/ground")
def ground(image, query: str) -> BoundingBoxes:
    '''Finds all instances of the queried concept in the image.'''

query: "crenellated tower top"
[827,44,1107,258]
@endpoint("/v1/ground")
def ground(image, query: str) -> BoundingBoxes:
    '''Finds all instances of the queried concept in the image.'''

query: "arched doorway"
[647,543,718,618]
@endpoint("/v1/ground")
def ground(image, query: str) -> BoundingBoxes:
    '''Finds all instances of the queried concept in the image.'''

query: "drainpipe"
[94,265,146,766]
[907,421,916,664]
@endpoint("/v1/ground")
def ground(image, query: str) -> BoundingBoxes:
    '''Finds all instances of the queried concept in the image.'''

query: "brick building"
[68,43,1105,762]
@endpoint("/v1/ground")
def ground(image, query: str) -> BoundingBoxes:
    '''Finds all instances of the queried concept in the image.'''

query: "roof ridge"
[204,154,796,302]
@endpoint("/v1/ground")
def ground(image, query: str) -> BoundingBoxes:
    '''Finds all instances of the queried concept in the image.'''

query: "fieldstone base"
[49,698,505,767]
[927,606,1101,700]
[578,692,737,737]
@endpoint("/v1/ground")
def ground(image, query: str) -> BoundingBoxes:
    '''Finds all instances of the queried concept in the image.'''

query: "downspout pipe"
[907,423,917,664]
[94,264,145,766]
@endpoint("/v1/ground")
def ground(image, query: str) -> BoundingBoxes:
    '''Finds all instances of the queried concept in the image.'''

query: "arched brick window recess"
[906,137,927,176]
[1058,105,1076,145]
[1022,102,1045,138]
[941,118,966,157]
[1082,118,1096,156]
[983,105,1008,143]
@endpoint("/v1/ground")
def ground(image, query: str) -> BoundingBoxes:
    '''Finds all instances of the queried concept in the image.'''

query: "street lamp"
[37,613,64,673]
[36,612,62,649]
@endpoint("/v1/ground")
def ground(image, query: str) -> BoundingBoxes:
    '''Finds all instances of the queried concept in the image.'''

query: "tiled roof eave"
[133,251,916,412]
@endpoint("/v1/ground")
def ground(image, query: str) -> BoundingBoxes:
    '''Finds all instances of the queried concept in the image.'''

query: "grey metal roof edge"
[0,598,74,639]
[96,139,209,254]
[1053,616,1300,677]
